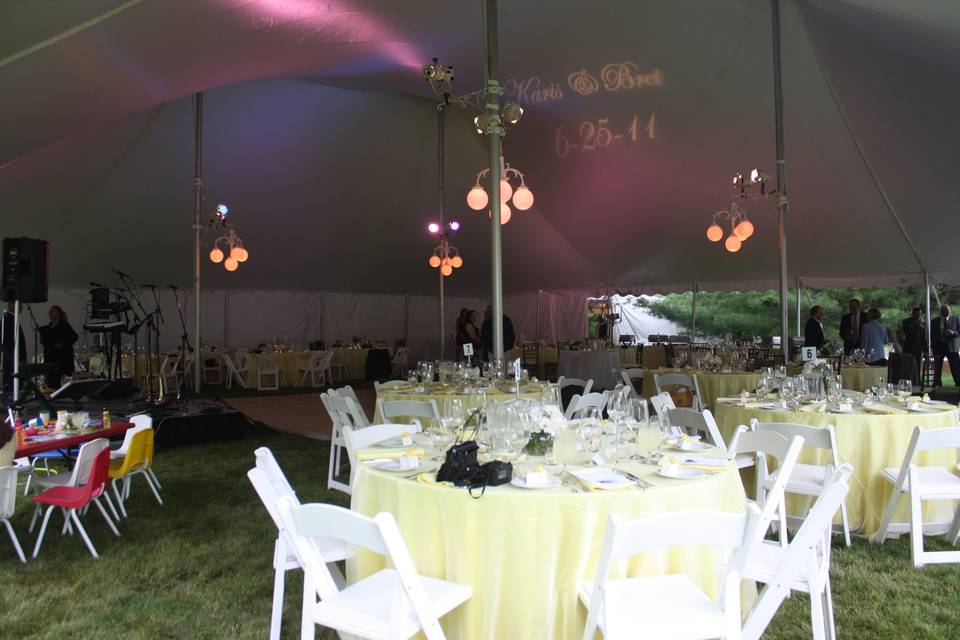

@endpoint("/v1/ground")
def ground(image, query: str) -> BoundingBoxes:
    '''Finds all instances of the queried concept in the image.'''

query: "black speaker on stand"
[2,237,49,303]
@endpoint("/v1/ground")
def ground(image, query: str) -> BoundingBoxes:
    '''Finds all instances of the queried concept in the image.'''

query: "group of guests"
[455,306,516,360]
[804,298,960,386]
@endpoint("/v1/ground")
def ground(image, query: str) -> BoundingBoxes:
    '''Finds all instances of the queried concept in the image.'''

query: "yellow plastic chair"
[108,428,162,517]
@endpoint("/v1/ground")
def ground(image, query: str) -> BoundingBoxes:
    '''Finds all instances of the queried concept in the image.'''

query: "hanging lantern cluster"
[427,221,463,277]
[706,169,770,253]
[466,156,534,225]
[206,203,249,271]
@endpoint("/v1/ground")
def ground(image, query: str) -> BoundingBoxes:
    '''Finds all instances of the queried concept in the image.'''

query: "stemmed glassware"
[578,407,603,464]
[898,379,913,398]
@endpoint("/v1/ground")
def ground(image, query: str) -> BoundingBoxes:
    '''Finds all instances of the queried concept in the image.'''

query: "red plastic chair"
[31,448,118,559]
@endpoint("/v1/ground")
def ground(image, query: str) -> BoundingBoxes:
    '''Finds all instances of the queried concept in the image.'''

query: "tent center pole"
[484,0,504,361]
[691,281,698,341]
[925,272,932,359]
[771,0,790,365]
[192,91,203,393]
[796,275,802,337]
[437,105,446,360]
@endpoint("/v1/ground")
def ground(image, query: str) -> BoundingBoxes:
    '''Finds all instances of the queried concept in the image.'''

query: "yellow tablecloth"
[714,403,960,537]
[332,347,369,380]
[840,366,888,392]
[374,384,548,422]
[351,459,749,639]
[244,351,313,387]
[640,344,668,370]
[642,368,761,408]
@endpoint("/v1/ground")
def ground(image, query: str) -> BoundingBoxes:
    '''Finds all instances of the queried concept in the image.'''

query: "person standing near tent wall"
[804,305,825,350]
[900,307,926,385]
[931,304,960,387]
[839,298,868,355]
[38,305,78,388]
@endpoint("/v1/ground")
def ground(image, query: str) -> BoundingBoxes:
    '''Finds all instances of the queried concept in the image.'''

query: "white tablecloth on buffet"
[557,350,621,389]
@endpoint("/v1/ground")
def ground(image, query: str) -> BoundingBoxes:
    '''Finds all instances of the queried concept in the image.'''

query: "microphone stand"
[115,271,149,391]
[143,286,164,403]
[24,304,40,366]
[171,286,192,400]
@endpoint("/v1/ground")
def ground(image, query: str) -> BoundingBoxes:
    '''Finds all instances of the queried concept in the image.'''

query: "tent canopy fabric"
[2,0,959,298]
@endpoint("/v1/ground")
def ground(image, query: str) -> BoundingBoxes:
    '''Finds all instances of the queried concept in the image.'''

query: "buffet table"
[557,350,621,389]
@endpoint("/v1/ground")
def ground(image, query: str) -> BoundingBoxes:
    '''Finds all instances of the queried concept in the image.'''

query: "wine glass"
[607,392,626,426]
[578,407,603,464]
[898,379,913,398]
[541,383,562,410]
[441,398,466,438]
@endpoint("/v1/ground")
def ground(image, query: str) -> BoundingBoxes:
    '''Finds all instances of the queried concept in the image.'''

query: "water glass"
[578,407,603,462]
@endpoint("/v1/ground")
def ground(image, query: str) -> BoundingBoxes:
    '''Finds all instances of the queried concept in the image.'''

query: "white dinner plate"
[657,467,707,479]
[377,460,422,472]
[378,436,415,448]
[668,440,712,452]
[510,476,562,490]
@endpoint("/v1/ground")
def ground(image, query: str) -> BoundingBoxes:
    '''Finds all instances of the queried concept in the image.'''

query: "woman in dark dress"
[455,308,470,353]
[39,305,78,387]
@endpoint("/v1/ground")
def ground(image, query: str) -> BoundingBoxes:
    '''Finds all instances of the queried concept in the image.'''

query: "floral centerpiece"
[802,357,831,376]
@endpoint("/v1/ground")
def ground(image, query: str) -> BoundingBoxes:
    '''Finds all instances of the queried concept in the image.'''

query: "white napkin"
[571,468,634,491]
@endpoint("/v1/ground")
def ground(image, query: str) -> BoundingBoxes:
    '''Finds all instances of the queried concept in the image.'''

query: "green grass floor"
[2,430,960,639]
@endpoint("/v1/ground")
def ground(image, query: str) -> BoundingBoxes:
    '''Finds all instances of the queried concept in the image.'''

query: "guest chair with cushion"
[742,465,853,640]
[248,448,350,640]
[277,498,471,640]
[109,427,162,517]
[756,422,852,546]
[0,467,26,562]
[872,426,960,567]
[565,391,610,420]
[223,353,248,389]
[31,444,118,559]
[653,372,704,410]
[580,505,763,640]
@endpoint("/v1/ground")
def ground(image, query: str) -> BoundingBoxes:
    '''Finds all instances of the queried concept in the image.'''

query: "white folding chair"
[565,390,610,420]
[320,391,368,495]
[649,391,675,421]
[620,368,645,395]
[278,498,471,640]
[247,448,351,640]
[376,398,441,426]
[579,505,763,640]
[256,354,281,391]
[202,354,223,385]
[872,426,960,567]
[222,353,248,389]
[329,349,346,382]
[742,464,854,640]
[342,423,423,484]
[654,372,704,410]
[756,422,852,546]
[299,351,333,388]
[729,428,805,546]
[335,384,369,425]
[392,347,411,377]
[667,408,756,471]
[0,467,26,563]
[557,376,594,413]
[159,354,182,395]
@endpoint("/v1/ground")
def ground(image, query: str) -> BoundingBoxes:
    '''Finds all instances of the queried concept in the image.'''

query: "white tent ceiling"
[2,0,959,297]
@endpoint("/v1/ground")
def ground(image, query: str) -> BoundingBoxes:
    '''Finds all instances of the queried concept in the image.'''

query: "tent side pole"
[925,272,932,359]
[536,289,542,345]
[485,0,504,361]
[192,91,203,393]
[796,275,802,337]
[772,0,790,365]
[690,281,697,340]
[437,106,446,360]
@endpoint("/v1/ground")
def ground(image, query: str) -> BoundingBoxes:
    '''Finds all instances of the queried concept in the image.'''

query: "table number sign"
[801,346,817,362]
[463,343,474,356]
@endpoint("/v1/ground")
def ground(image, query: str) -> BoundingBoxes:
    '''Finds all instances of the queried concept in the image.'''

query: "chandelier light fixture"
[206,203,249,271]
[466,155,534,225]
[427,220,463,277]
[706,169,772,253]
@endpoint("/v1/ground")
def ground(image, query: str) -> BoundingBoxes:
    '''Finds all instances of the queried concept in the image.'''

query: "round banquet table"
[840,365,888,392]
[351,454,749,639]
[557,350,621,390]
[244,351,313,387]
[333,347,369,380]
[374,383,548,422]
[642,368,761,409]
[714,402,960,537]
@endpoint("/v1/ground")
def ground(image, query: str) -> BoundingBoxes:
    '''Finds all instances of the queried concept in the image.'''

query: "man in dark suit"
[931,304,960,387]
[481,305,516,360]
[839,298,869,355]
[803,305,825,350]
[901,307,927,384]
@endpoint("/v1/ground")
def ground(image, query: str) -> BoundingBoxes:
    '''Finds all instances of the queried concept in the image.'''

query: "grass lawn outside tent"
[2,429,960,639]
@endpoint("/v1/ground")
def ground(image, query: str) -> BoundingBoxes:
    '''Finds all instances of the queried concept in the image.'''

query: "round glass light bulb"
[734,219,754,240]
[512,186,534,210]
[467,186,488,211]
[224,257,239,271]
[441,264,453,276]
[706,224,723,242]
[429,255,442,268]
[499,179,513,203]
[209,247,224,263]
[229,246,243,261]
[236,247,249,262]
[451,255,463,268]
[724,235,742,253]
